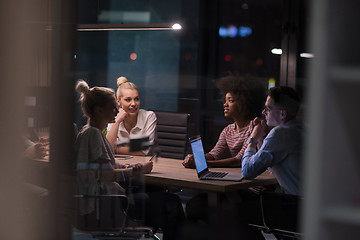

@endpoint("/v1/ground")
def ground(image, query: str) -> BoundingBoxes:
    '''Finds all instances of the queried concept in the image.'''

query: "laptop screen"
[189,136,208,175]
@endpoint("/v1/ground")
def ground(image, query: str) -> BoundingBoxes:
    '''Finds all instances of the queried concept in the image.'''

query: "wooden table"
[27,156,278,206]
[120,156,278,206]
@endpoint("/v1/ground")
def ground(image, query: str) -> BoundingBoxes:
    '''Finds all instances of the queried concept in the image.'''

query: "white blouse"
[107,109,157,155]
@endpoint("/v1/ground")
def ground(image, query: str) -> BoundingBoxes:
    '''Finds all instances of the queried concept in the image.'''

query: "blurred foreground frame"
[0,0,77,240]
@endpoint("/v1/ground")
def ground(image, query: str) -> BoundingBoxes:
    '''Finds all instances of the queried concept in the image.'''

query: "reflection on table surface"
[119,156,278,193]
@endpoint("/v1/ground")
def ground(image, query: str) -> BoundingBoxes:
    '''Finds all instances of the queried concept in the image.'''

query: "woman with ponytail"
[74,80,153,216]
[74,80,184,239]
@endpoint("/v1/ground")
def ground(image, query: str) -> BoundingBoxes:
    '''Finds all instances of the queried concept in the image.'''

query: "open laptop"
[189,135,243,181]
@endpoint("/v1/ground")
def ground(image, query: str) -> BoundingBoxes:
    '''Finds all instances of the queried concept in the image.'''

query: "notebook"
[189,135,243,181]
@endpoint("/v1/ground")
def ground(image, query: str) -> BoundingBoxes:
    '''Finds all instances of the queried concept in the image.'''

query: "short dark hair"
[215,73,266,121]
[267,86,301,116]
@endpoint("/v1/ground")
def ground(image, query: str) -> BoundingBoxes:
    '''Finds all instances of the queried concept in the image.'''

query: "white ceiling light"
[172,23,182,30]
[271,48,283,55]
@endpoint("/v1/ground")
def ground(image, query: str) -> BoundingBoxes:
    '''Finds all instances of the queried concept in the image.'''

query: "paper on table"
[114,154,133,160]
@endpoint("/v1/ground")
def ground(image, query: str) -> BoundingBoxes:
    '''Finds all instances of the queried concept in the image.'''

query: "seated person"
[106,76,157,156]
[242,86,303,195]
[182,74,266,223]
[75,80,184,240]
[183,73,265,168]
[22,131,49,240]
[237,86,304,239]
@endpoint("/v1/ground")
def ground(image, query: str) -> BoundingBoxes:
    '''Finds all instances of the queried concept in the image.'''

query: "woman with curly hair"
[183,73,266,168]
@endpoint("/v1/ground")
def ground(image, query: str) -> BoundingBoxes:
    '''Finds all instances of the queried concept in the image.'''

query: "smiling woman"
[183,73,266,169]
[106,76,157,156]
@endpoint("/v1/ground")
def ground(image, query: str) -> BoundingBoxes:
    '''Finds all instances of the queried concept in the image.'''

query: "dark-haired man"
[237,86,303,239]
[242,86,303,195]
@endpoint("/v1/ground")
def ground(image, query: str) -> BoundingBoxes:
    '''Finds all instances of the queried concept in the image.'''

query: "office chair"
[73,124,163,239]
[154,111,190,160]
[249,192,303,240]
[73,168,158,240]
[73,194,156,239]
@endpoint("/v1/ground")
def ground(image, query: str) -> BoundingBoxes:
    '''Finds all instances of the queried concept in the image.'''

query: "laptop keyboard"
[204,171,228,178]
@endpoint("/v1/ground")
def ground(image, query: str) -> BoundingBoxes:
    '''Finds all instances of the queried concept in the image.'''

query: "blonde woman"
[75,80,185,240]
[74,80,153,218]
[106,76,157,156]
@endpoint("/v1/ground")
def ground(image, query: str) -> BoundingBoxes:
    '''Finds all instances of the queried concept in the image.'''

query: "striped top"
[208,123,253,166]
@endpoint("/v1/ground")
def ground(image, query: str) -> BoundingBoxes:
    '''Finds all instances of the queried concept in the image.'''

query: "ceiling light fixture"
[77,23,182,31]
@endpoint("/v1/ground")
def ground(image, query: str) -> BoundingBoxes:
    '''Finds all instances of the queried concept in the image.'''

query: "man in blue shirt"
[242,86,303,195]
[236,86,303,239]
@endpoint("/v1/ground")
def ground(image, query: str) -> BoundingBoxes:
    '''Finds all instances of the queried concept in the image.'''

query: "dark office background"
[75,0,309,153]
[4,1,360,240]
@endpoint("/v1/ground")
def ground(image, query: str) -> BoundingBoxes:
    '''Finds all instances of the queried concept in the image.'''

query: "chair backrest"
[154,111,190,159]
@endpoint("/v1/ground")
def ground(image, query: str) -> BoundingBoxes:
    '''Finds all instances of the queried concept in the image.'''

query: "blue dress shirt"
[242,119,303,195]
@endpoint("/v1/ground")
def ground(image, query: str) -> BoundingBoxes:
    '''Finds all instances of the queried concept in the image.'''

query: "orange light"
[184,53,192,61]
[256,58,263,66]
[130,53,137,61]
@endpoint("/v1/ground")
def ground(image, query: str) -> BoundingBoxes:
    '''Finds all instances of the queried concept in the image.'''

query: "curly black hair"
[215,72,266,121]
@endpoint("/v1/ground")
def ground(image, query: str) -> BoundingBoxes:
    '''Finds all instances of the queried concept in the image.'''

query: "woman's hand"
[114,159,126,169]
[132,161,153,174]
[182,154,196,168]
[141,161,153,173]
[115,108,128,123]
[35,137,50,159]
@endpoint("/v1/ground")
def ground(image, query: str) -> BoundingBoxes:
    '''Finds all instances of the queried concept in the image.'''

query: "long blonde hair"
[75,80,115,119]
[116,76,138,101]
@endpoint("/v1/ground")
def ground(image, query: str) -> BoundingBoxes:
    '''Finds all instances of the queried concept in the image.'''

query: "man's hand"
[182,154,196,168]
[250,117,266,139]
[250,117,262,128]
[250,117,267,148]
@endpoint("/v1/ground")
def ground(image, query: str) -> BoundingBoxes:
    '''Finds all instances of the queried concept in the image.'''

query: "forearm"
[24,145,37,159]
[241,149,258,179]
[106,123,120,151]
[116,146,146,156]
[101,167,133,182]
[207,157,240,167]
[241,148,270,179]
[115,168,133,178]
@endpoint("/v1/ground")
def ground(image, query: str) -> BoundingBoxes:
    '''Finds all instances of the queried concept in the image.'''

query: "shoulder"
[268,120,303,141]
[239,123,252,134]
[138,109,157,121]
[78,125,102,139]
[75,126,103,154]
[224,123,236,132]
[267,125,284,139]
[218,123,236,138]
